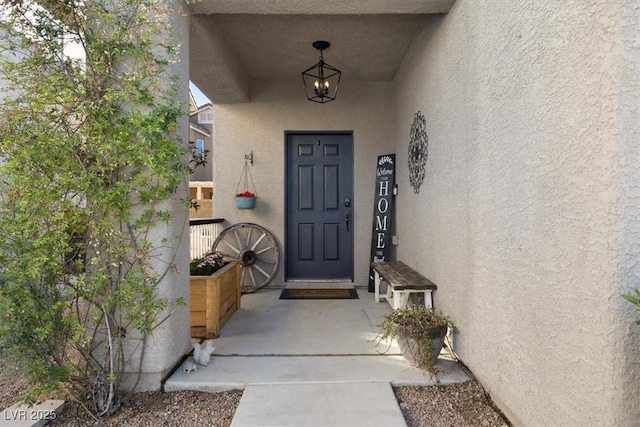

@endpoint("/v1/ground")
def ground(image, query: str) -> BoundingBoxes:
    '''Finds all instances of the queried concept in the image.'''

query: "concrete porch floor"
[164,286,472,426]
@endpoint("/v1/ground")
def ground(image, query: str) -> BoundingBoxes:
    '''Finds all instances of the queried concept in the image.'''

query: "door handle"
[345,212,350,232]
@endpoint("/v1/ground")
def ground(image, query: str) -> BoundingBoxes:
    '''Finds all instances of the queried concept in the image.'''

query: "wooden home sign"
[368,154,395,292]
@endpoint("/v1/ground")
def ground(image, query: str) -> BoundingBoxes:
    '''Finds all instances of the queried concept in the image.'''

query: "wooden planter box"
[190,260,241,338]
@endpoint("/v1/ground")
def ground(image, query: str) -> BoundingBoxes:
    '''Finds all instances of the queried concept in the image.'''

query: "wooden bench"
[371,261,437,309]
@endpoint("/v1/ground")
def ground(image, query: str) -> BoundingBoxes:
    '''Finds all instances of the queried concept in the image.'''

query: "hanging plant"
[235,160,257,209]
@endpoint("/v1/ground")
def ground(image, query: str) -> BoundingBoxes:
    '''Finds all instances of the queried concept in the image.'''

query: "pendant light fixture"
[301,41,341,103]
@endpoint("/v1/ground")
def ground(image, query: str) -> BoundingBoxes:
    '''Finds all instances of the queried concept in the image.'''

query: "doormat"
[279,288,359,300]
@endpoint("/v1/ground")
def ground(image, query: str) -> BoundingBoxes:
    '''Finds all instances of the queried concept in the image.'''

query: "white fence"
[189,219,224,260]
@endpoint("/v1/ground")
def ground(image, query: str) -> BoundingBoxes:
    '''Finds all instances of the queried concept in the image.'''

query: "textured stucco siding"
[189,0,455,15]
[211,80,394,286]
[393,0,639,425]
[123,3,193,391]
[189,126,214,182]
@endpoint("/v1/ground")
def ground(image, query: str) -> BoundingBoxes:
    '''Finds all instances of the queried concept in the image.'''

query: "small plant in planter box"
[190,250,225,276]
[376,304,455,377]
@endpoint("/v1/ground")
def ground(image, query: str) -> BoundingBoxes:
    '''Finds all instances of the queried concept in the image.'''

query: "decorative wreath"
[408,111,428,194]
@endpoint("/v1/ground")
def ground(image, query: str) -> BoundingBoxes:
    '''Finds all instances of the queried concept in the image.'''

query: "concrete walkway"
[164,287,471,426]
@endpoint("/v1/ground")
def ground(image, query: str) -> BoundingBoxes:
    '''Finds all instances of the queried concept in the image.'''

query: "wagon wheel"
[212,223,280,293]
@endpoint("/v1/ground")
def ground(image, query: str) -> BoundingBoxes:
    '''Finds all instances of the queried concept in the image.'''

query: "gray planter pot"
[396,325,447,368]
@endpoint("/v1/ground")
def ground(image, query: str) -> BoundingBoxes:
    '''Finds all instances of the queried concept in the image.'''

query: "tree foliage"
[623,289,640,325]
[0,0,189,416]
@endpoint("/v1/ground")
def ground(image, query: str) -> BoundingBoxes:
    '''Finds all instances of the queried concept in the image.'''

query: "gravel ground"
[394,381,511,427]
[51,390,243,426]
[1,359,510,426]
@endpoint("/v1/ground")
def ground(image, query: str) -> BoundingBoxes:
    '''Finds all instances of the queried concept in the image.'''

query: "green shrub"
[623,289,640,325]
[0,0,190,416]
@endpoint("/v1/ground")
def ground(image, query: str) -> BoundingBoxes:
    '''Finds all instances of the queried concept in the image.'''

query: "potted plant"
[190,250,241,338]
[235,190,256,209]
[376,304,454,377]
[234,158,257,209]
[190,250,226,276]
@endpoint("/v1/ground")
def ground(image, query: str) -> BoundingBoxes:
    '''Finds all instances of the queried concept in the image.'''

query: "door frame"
[284,130,355,282]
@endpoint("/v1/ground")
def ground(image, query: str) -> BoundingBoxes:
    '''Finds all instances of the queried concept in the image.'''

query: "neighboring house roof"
[190,123,211,137]
[190,103,214,117]
[189,90,198,112]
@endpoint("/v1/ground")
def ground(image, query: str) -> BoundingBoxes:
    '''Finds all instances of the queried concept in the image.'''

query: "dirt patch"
[51,389,242,427]
[394,381,511,427]
[2,358,509,426]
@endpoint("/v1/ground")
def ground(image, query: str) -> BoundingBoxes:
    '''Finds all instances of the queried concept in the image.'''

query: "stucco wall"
[212,79,394,286]
[189,127,214,182]
[123,2,193,391]
[393,0,639,425]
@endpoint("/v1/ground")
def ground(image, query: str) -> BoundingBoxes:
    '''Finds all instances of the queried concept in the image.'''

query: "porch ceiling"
[188,1,455,104]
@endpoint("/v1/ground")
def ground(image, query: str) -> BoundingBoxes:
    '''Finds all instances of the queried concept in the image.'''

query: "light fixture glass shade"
[302,42,341,103]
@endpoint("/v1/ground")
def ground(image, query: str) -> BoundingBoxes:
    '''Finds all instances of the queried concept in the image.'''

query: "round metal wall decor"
[408,111,428,194]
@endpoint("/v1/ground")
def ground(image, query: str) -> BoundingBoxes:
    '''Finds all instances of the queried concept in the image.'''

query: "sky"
[190,82,212,107]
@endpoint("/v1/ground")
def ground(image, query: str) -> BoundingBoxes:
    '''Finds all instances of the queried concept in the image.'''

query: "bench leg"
[390,290,433,310]
[424,290,433,309]
[385,282,393,307]
[394,291,411,310]
[374,271,382,302]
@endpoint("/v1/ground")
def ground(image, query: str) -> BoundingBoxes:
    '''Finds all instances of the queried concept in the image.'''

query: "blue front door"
[285,132,354,280]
